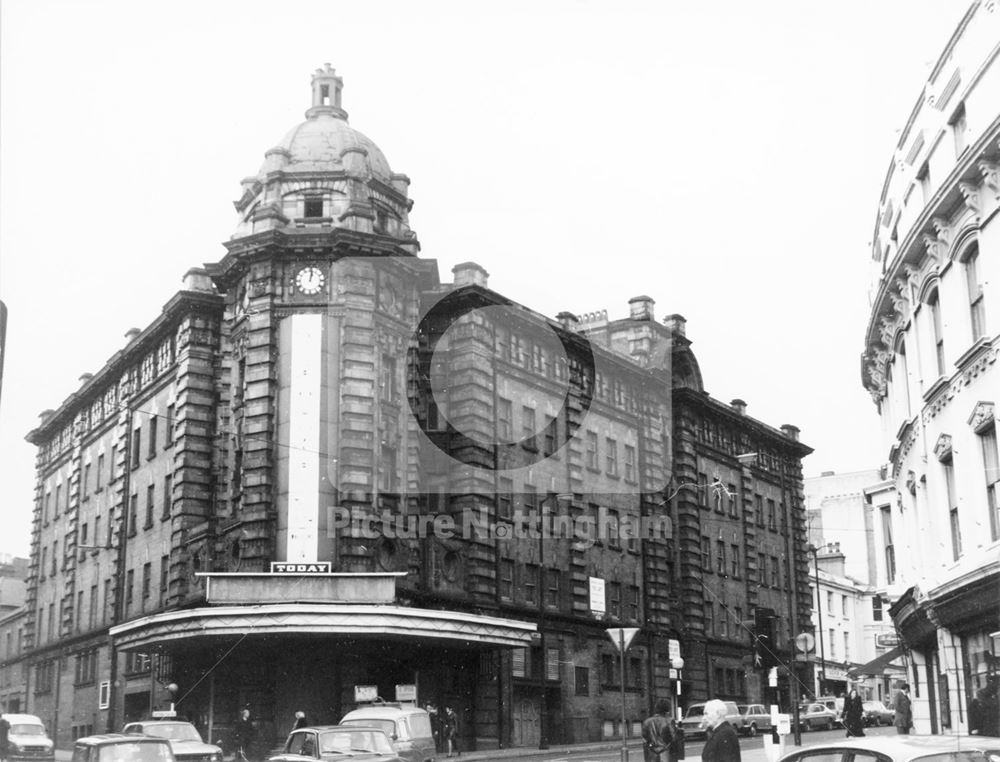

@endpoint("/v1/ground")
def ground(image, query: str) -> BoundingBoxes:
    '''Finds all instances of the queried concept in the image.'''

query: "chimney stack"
[452,262,489,288]
[730,399,747,415]
[628,295,655,321]
[781,424,801,441]
[663,313,686,337]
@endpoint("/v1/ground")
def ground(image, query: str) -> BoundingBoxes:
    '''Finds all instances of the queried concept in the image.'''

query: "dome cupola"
[231,65,417,252]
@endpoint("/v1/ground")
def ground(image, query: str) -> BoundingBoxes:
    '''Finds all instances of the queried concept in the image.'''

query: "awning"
[109,603,538,652]
[847,646,906,678]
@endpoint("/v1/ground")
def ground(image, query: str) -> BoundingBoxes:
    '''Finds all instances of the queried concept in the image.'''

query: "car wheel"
[747,724,757,738]
[826,719,833,731]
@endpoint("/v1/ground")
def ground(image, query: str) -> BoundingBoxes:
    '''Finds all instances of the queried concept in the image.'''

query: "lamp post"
[808,545,827,694]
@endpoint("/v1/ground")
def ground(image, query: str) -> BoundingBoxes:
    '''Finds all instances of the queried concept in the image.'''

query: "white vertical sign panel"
[287,313,322,563]
[589,576,606,615]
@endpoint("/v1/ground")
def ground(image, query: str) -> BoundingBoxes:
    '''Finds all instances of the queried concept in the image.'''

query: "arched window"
[927,288,946,377]
[963,244,986,341]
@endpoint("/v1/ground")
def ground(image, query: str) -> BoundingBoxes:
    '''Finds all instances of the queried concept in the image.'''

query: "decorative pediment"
[967,401,996,433]
[933,433,953,462]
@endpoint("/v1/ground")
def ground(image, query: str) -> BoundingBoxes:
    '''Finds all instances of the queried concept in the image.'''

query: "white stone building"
[860,0,1000,735]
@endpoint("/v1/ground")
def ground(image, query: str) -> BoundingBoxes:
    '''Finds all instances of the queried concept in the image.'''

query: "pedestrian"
[978,676,1000,737]
[843,689,865,737]
[443,706,459,757]
[642,700,674,762]
[0,712,9,762]
[892,683,913,735]
[293,711,308,731]
[700,699,740,762]
[233,708,256,762]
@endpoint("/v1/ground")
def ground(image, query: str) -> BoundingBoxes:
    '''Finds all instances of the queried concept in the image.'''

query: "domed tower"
[206,68,437,574]
[231,64,419,248]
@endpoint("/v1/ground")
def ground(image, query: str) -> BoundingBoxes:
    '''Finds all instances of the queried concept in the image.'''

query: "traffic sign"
[606,627,640,652]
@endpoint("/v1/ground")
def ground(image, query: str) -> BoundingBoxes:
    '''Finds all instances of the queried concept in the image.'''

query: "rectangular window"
[607,510,620,549]
[605,438,619,477]
[585,431,599,470]
[575,666,590,696]
[128,494,138,537]
[109,445,117,483]
[48,602,54,639]
[843,631,850,660]
[602,653,617,686]
[82,463,91,499]
[54,485,61,520]
[303,196,323,218]
[917,162,932,205]
[770,555,780,587]
[524,563,538,605]
[929,291,946,376]
[767,498,777,530]
[626,585,639,622]
[142,563,151,600]
[96,454,104,491]
[624,445,636,482]
[829,628,836,660]
[147,417,158,458]
[950,103,968,157]
[981,426,1000,540]
[497,398,512,442]
[543,415,557,457]
[380,354,398,401]
[51,541,58,576]
[132,428,141,469]
[827,591,834,613]
[758,554,767,585]
[145,484,155,529]
[512,648,527,678]
[521,406,537,450]
[755,493,764,526]
[627,656,641,690]
[76,590,83,632]
[716,540,726,574]
[720,605,729,637]
[498,477,513,520]
[728,485,739,517]
[165,404,174,447]
[872,595,883,622]
[125,569,134,611]
[89,585,97,630]
[162,474,172,519]
[702,536,711,570]
[967,248,986,341]
[705,601,714,635]
[730,544,741,578]
[104,579,111,624]
[499,559,513,600]
[944,457,962,560]
[607,582,622,619]
[881,506,896,583]
[545,568,561,609]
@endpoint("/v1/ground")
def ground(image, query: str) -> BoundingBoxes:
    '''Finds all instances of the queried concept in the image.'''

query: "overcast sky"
[0,1,970,559]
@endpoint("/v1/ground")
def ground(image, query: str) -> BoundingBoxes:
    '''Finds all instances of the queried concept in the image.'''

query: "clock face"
[295,266,325,295]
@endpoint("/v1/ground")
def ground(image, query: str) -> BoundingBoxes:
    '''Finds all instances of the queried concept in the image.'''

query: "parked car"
[815,696,845,727]
[862,700,895,726]
[5,714,55,762]
[71,734,175,762]
[268,726,400,762]
[339,703,435,762]
[736,704,772,737]
[778,735,1000,762]
[122,720,223,762]
[794,702,838,731]
[678,701,741,741]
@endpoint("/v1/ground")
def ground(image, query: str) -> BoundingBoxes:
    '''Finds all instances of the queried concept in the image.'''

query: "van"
[4,714,55,762]
[339,704,435,762]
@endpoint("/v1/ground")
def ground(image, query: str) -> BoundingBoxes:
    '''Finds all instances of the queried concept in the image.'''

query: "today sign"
[271,562,331,573]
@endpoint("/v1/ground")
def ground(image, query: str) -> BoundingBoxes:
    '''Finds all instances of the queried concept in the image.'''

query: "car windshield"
[916,754,996,762]
[97,742,172,762]
[684,706,705,718]
[340,720,395,738]
[11,725,45,736]
[138,724,202,742]
[321,730,392,755]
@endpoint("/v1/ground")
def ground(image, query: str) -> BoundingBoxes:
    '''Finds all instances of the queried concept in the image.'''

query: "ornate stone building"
[18,66,811,750]
[860,1,1000,735]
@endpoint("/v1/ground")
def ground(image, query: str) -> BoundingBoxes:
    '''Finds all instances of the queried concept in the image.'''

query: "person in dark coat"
[443,706,459,757]
[893,684,913,734]
[642,699,675,762]
[233,709,257,761]
[843,689,865,737]
[700,699,740,762]
[293,711,308,731]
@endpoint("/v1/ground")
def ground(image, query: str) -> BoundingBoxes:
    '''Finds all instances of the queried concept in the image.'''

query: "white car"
[5,714,55,762]
[122,721,222,762]
[778,734,1000,762]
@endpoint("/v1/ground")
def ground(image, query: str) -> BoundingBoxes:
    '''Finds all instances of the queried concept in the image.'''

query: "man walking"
[893,683,913,735]
[700,700,740,762]
[641,700,674,762]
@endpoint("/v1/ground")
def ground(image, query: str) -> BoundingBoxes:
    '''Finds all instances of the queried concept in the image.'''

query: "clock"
[295,266,325,295]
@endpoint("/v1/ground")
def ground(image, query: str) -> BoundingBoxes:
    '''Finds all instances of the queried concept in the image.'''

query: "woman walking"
[843,689,865,737]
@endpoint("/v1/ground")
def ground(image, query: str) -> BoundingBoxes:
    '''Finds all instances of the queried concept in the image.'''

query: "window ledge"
[953,336,992,371]
[922,375,950,403]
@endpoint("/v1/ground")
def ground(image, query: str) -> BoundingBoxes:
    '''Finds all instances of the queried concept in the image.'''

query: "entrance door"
[123,692,150,725]
[512,697,539,747]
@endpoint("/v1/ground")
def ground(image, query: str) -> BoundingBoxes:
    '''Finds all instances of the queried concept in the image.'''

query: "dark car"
[794,702,838,731]
[268,726,401,762]
[71,734,176,762]
[122,720,223,762]
[777,734,1000,762]
[862,700,895,726]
